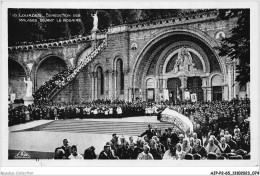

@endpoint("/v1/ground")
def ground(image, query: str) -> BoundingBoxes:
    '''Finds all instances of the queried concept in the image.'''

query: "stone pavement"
[9,116,176,159]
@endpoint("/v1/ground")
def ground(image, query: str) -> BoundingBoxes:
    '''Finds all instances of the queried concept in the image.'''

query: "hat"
[178,134,184,138]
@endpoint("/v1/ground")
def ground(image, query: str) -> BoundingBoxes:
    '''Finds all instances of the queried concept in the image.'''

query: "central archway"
[131,27,224,102]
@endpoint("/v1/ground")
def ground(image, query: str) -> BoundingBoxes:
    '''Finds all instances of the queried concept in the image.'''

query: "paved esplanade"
[9,116,176,159]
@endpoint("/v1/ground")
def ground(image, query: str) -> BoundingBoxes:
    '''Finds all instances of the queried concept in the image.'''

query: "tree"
[217,9,250,86]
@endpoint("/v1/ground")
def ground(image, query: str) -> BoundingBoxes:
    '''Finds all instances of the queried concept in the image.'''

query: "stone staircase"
[47,40,107,100]
[31,119,175,136]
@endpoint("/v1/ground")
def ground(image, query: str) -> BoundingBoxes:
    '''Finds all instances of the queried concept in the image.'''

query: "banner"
[163,89,169,101]
[184,91,190,100]
[147,90,154,99]
[191,93,197,102]
[160,108,193,132]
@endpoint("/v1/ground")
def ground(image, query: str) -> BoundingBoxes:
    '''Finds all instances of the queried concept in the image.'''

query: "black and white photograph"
[1,1,260,175]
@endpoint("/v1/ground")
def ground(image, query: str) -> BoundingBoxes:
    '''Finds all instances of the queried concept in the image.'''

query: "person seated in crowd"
[149,139,161,160]
[54,147,65,159]
[137,145,154,160]
[68,145,83,159]
[203,132,212,147]
[134,138,144,159]
[98,144,117,159]
[191,139,207,159]
[153,135,165,158]
[129,136,135,146]
[218,137,232,157]
[189,137,195,148]
[178,134,185,144]
[61,139,71,159]
[175,143,185,160]
[84,146,96,159]
[241,134,250,154]
[163,145,178,160]
[128,143,136,159]
[117,141,131,159]
[225,134,237,153]
[205,137,221,155]
[182,138,192,154]
[170,129,180,146]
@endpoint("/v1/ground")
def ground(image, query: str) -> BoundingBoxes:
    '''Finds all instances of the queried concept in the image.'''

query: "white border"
[1,0,260,175]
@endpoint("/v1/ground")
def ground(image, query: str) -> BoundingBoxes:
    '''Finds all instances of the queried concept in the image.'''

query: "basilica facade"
[8,10,250,103]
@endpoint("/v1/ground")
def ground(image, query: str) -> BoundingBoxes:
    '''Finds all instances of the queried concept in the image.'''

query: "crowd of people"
[8,99,156,126]
[33,69,73,105]
[50,97,251,160]
[8,94,251,160]
[54,118,250,160]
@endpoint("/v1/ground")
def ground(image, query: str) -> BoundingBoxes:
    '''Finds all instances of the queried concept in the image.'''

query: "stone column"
[155,77,160,103]
[128,88,133,102]
[114,70,118,99]
[206,87,212,101]
[111,70,116,100]
[94,72,98,100]
[104,70,109,99]
[222,85,228,101]
[106,70,113,99]
[162,78,168,101]
[123,69,129,101]
[179,75,188,101]
[90,72,95,100]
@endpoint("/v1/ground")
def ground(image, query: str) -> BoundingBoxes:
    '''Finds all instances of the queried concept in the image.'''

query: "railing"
[47,39,107,100]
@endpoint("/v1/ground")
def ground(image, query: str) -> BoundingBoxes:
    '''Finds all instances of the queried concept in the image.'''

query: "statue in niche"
[174,47,197,73]
[24,77,33,97]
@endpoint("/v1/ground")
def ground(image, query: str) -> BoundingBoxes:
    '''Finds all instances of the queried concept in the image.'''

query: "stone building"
[8,10,250,103]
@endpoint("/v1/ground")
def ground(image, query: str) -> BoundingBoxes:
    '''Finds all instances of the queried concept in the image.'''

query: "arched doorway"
[8,59,27,99]
[146,78,155,102]
[211,74,223,101]
[167,78,181,104]
[187,77,203,101]
[36,56,67,90]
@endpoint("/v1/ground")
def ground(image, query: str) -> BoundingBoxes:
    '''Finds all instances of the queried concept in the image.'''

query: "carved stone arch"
[32,52,70,76]
[139,42,170,88]
[93,62,103,73]
[8,57,30,78]
[156,41,210,76]
[145,77,157,88]
[131,27,226,89]
[112,52,127,72]
[74,42,92,67]
[209,72,224,87]
[32,53,69,91]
